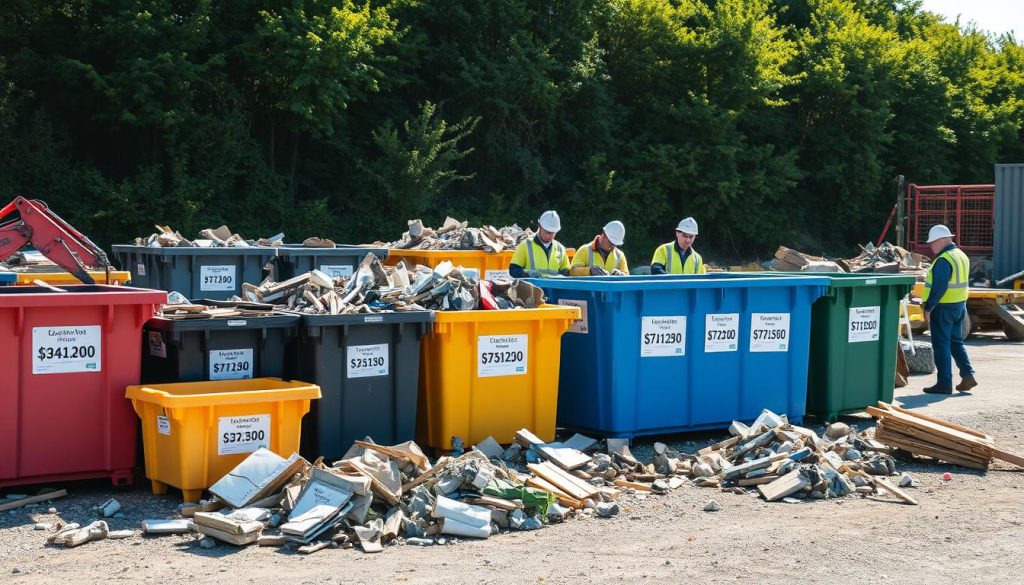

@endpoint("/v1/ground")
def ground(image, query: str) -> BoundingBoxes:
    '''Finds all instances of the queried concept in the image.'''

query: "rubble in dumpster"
[232,253,545,313]
[770,242,928,277]
[133,225,336,248]
[679,410,918,505]
[374,217,534,253]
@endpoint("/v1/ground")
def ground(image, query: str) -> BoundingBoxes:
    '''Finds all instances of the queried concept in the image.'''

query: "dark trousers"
[930,302,975,387]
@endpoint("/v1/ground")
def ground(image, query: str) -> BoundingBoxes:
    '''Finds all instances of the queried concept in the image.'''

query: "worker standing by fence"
[922,224,977,394]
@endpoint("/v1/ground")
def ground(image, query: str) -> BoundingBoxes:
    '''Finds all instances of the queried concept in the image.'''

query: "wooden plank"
[877,432,989,470]
[876,402,992,442]
[991,447,1024,469]
[353,440,430,470]
[527,462,596,500]
[846,467,918,505]
[613,479,653,492]
[540,461,600,497]
[525,476,583,509]
[878,419,993,458]
[698,436,739,455]
[467,496,523,511]
[738,476,779,487]
[400,458,449,492]
[0,489,67,512]
[869,407,994,449]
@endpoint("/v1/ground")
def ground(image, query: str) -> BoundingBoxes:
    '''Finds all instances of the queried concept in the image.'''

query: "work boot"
[956,376,978,392]
[923,384,953,395]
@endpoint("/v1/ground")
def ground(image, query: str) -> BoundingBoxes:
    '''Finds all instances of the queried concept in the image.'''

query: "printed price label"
[478,335,528,377]
[641,316,686,357]
[157,416,171,436]
[200,265,236,291]
[320,265,354,278]
[461,268,481,281]
[705,313,739,352]
[148,331,167,358]
[750,313,790,352]
[218,414,270,456]
[485,269,511,281]
[137,262,146,276]
[209,349,253,380]
[32,326,102,375]
[558,299,589,334]
[347,343,389,378]
[848,306,881,343]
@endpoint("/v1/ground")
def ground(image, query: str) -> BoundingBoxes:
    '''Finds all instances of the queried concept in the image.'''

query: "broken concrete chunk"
[473,436,505,460]
[826,422,851,440]
[703,500,722,512]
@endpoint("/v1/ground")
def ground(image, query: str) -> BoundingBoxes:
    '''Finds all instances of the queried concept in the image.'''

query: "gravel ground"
[2,333,1022,584]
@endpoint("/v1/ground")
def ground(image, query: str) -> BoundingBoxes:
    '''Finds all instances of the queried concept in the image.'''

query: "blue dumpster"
[0,271,15,286]
[532,274,829,437]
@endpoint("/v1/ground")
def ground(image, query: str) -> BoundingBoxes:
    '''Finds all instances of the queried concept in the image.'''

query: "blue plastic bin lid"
[0,270,16,285]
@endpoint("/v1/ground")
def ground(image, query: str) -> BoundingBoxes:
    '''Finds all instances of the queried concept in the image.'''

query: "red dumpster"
[0,285,166,488]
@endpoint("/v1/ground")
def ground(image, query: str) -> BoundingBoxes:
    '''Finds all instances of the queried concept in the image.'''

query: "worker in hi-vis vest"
[509,210,570,278]
[650,217,705,275]
[922,224,976,394]
[570,220,629,276]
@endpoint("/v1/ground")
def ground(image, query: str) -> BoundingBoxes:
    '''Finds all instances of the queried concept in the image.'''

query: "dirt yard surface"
[2,334,1022,585]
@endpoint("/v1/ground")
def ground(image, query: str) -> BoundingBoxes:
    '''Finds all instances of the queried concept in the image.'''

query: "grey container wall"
[112,246,276,300]
[268,244,389,281]
[295,311,434,460]
[141,313,300,384]
[994,164,1024,281]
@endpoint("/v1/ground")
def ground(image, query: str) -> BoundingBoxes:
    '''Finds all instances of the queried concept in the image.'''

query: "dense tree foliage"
[1,0,1021,262]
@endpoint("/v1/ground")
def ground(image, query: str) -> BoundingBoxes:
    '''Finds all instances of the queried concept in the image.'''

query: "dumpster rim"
[126,377,322,408]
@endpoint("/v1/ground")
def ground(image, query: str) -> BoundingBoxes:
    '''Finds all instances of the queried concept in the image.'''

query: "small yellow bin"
[384,249,576,280]
[15,270,131,285]
[417,304,580,450]
[126,378,320,502]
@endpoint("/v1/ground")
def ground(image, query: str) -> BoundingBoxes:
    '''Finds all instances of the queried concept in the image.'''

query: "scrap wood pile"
[106,429,690,554]
[869,401,1024,471]
[134,225,335,249]
[234,253,544,314]
[770,243,929,277]
[682,410,918,505]
[156,299,278,320]
[375,217,533,253]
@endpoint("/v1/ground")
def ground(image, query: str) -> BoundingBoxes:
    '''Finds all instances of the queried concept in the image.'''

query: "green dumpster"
[801,273,916,421]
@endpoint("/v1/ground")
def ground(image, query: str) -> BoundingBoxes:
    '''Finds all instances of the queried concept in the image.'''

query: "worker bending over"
[650,217,705,274]
[922,224,977,394]
[570,220,629,276]
[509,210,570,278]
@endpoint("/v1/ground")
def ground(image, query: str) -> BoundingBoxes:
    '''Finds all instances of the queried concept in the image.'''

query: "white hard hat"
[603,220,625,246]
[926,224,954,243]
[538,210,561,232]
[675,217,698,235]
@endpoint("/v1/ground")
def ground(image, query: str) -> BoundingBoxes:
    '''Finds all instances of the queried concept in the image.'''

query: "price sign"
[148,331,167,358]
[137,262,146,276]
[485,269,511,281]
[750,313,790,352]
[319,265,354,278]
[32,326,102,375]
[641,316,686,357]
[157,416,171,436]
[200,265,236,291]
[848,306,881,343]
[209,349,253,380]
[347,343,389,378]
[705,313,739,352]
[217,414,270,456]
[558,299,589,334]
[478,335,528,377]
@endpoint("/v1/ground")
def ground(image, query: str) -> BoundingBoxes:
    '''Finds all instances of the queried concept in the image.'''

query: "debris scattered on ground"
[703,500,721,512]
[97,498,121,518]
[375,218,534,253]
[0,490,67,512]
[233,253,545,313]
[869,402,1024,471]
[48,521,109,548]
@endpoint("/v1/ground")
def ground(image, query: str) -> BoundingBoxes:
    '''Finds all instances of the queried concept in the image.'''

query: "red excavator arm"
[0,196,110,285]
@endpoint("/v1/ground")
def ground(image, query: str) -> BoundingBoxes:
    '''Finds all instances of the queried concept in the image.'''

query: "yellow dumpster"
[417,304,580,450]
[126,378,320,502]
[15,270,131,285]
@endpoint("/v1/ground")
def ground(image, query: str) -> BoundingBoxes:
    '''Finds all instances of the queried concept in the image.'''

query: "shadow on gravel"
[897,392,973,409]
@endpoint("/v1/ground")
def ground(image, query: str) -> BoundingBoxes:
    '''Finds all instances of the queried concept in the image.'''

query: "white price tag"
[461,268,481,281]
[848,306,881,343]
[210,348,253,380]
[319,265,353,278]
[200,265,236,291]
[347,343,389,378]
[558,299,589,334]
[148,331,167,358]
[157,416,171,436]
[137,262,146,276]
[478,335,528,377]
[32,326,102,375]
[217,414,270,456]
[485,269,511,281]
[705,313,739,352]
[641,316,686,357]
[750,313,790,352]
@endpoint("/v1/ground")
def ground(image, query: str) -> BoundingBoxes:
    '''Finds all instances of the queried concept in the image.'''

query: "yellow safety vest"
[652,243,704,274]
[572,242,627,273]
[923,247,969,304]
[511,238,568,277]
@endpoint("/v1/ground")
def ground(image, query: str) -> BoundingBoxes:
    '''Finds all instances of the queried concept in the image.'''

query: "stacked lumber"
[868,402,1024,470]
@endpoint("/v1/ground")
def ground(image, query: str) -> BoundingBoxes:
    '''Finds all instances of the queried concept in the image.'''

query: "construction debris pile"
[771,243,929,277]
[234,253,545,314]
[375,218,533,253]
[869,401,1024,471]
[681,410,918,505]
[134,225,335,248]
[156,299,277,320]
